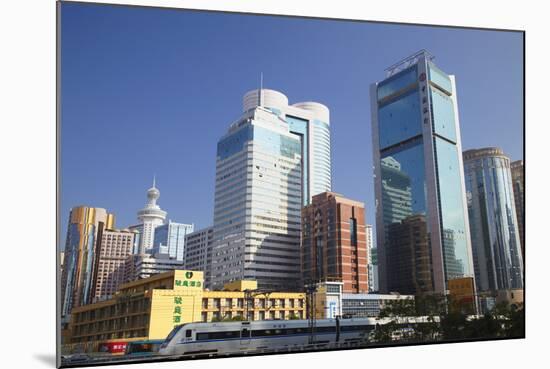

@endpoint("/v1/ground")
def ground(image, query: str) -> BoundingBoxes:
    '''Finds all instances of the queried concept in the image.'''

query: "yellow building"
[67,270,306,351]
[448,277,476,314]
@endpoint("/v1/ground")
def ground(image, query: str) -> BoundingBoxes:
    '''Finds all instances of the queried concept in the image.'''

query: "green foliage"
[374,294,524,343]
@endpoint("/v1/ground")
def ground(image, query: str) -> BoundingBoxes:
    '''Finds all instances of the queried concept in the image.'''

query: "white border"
[1,0,547,368]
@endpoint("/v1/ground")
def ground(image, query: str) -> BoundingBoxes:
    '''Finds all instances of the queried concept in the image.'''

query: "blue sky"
[60,2,523,246]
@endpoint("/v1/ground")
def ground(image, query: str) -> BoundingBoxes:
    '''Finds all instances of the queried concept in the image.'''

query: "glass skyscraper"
[60,206,115,317]
[210,89,331,291]
[242,89,332,205]
[152,221,194,261]
[463,148,523,292]
[370,50,474,295]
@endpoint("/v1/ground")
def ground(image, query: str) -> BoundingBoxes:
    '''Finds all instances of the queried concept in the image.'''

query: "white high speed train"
[159,318,377,357]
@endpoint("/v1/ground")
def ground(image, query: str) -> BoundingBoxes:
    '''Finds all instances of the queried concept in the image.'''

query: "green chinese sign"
[173,296,182,324]
[174,271,202,288]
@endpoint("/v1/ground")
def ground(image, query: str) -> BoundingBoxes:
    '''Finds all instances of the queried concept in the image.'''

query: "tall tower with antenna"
[135,176,167,252]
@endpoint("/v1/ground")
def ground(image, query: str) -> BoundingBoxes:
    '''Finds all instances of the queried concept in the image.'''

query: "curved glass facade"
[463,149,524,291]
[311,119,331,197]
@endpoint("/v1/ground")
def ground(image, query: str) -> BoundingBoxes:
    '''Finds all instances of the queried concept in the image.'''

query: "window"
[350,217,357,246]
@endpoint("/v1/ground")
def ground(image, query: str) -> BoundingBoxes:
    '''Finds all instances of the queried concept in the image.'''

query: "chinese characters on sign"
[173,296,182,324]
[175,279,201,287]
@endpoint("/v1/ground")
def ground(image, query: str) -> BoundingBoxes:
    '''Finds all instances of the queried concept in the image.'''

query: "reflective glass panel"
[380,141,432,294]
[377,65,417,101]
[430,87,457,143]
[434,137,471,281]
[428,63,453,94]
[378,89,422,149]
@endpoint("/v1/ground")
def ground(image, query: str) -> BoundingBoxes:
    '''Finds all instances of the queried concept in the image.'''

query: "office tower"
[133,178,167,252]
[301,192,369,293]
[510,160,524,256]
[211,96,303,291]
[184,226,214,286]
[152,221,194,261]
[463,148,524,292]
[370,50,475,295]
[242,88,331,205]
[60,206,115,317]
[91,228,136,302]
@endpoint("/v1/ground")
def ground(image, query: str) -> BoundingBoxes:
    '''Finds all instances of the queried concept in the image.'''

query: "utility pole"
[305,281,317,345]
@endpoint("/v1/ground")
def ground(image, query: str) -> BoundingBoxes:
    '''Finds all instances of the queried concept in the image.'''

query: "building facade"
[370,50,475,295]
[134,179,167,252]
[124,253,186,282]
[184,226,214,286]
[152,221,194,261]
[301,192,369,293]
[211,100,303,291]
[341,293,415,318]
[242,89,332,205]
[510,160,524,257]
[61,206,115,317]
[463,148,523,293]
[67,270,306,348]
[366,225,379,292]
[91,228,136,302]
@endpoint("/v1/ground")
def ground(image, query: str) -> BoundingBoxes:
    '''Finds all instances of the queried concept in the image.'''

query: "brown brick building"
[301,192,369,293]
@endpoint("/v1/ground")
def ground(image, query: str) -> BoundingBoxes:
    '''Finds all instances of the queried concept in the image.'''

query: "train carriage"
[159,318,377,357]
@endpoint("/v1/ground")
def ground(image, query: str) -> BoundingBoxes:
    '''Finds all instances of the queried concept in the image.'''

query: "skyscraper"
[132,178,167,252]
[91,228,136,302]
[60,206,115,317]
[242,89,331,205]
[510,160,524,257]
[152,220,194,261]
[210,94,305,291]
[463,148,524,293]
[370,50,475,295]
[301,192,369,293]
[184,226,214,286]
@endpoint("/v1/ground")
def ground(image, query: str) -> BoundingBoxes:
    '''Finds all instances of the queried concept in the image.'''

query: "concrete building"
[301,192,369,293]
[211,94,304,291]
[463,148,523,293]
[124,253,186,282]
[91,228,136,302]
[152,220,194,261]
[510,160,524,257]
[184,226,214,286]
[370,50,475,295]
[61,206,115,317]
[66,270,306,351]
[133,178,167,252]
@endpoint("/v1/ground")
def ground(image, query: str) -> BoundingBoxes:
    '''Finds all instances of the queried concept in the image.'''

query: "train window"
[196,333,209,341]
[196,331,241,341]
[165,325,184,341]
[185,330,192,338]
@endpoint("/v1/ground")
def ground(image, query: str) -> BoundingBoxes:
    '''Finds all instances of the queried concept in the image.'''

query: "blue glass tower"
[463,148,523,293]
[371,50,475,295]
[152,221,194,261]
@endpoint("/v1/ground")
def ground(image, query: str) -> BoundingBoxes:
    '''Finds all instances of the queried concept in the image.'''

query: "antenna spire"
[258,72,264,107]
[152,174,156,188]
